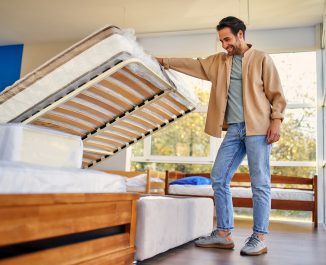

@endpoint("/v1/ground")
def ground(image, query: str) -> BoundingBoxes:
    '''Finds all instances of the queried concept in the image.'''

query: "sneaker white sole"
[240,247,268,256]
[195,242,235,249]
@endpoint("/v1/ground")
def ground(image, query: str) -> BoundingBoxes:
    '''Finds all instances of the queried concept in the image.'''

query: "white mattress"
[0,34,129,123]
[233,187,314,201]
[135,196,214,261]
[0,161,126,193]
[168,185,314,201]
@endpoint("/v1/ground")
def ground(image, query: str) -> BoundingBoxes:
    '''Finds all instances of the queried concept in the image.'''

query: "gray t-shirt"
[226,55,244,124]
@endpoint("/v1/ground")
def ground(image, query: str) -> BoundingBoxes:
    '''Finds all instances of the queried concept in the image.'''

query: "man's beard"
[226,40,241,55]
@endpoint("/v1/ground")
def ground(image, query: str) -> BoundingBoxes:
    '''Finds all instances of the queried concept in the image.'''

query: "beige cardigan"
[159,46,287,138]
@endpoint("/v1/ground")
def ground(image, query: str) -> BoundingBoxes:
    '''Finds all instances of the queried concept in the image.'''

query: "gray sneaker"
[240,234,268,256]
[195,230,234,249]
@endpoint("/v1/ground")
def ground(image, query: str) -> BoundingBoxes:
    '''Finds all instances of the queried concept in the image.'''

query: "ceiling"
[0,0,324,45]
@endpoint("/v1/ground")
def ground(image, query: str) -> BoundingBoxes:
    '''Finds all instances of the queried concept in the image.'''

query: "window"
[269,52,317,175]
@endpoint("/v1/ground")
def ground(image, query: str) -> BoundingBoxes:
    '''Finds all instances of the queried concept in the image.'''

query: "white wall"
[91,148,131,171]
[137,26,318,57]
[21,41,74,77]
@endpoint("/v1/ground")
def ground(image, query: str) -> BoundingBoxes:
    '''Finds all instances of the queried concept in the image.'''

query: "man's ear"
[237,30,244,40]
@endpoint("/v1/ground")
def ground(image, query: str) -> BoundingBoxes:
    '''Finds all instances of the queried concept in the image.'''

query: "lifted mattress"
[0,26,198,168]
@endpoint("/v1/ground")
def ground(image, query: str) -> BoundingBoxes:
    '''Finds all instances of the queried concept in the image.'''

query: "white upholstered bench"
[135,196,214,261]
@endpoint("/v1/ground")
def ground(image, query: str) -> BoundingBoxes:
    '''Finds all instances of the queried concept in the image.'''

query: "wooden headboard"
[105,170,143,178]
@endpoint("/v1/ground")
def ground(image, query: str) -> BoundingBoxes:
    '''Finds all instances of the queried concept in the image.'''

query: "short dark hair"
[216,16,246,38]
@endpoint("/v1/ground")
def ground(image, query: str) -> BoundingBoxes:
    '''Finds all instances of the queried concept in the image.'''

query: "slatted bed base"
[12,59,195,168]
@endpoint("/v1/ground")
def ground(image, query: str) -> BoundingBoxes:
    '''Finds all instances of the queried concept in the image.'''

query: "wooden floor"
[138,218,326,265]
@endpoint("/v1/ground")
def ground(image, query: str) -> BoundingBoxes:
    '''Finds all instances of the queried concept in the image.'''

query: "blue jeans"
[211,122,272,234]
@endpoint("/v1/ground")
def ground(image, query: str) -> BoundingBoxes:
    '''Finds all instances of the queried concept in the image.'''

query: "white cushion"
[0,124,83,169]
[232,187,314,201]
[126,174,147,187]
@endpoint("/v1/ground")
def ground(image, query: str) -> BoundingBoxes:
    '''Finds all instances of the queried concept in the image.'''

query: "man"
[156,16,286,256]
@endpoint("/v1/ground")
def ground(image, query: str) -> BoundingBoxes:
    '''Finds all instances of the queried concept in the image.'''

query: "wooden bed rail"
[166,171,318,227]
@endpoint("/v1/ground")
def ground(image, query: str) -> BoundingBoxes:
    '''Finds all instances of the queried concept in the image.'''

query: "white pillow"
[126,174,147,187]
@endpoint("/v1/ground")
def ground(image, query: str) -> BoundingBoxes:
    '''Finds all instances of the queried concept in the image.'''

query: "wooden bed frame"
[106,169,166,195]
[0,193,139,264]
[166,171,318,227]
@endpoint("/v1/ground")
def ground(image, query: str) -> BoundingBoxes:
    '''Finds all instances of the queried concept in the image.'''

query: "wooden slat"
[0,234,131,265]
[88,86,133,110]
[43,113,94,132]
[65,100,112,121]
[77,94,123,116]
[146,105,171,120]
[112,71,153,98]
[31,120,84,137]
[123,67,161,93]
[54,107,103,127]
[0,200,132,246]
[128,115,156,129]
[83,142,115,152]
[232,198,314,211]
[91,136,121,147]
[165,94,189,110]
[118,121,147,134]
[100,79,143,105]
[137,110,163,125]
[100,132,132,143]
[83,153,102,161]
[84,139,121,149]
[157,100,180,115]
[110,127,139,138]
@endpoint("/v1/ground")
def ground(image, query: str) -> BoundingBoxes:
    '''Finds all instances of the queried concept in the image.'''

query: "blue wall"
[0,44,23,92]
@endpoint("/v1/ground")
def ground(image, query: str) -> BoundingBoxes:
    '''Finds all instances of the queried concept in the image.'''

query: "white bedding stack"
[0,123,83,168]
[0,123,127,193]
